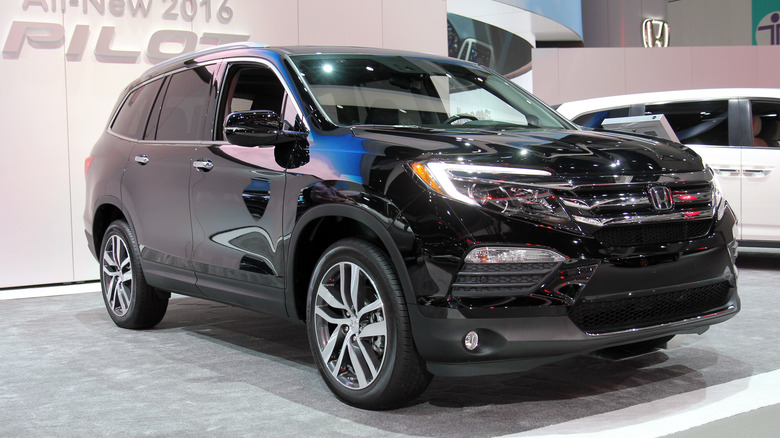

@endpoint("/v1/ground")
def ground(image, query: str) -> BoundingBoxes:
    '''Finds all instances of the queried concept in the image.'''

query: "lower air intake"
[568,281,731,334]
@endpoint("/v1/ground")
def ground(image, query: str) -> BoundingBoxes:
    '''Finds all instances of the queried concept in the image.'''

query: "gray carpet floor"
[1,250,779,437]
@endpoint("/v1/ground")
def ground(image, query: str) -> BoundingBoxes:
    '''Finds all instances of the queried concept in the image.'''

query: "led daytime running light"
[412,162,552,206]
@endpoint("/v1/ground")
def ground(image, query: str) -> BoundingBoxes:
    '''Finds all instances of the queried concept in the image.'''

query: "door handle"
[134,155,149,165]
[742,168,773,177]
[193,160,214,172]
[712,167,740,177]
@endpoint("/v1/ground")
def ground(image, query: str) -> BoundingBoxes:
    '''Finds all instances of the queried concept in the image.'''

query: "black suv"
[85,44,739,409]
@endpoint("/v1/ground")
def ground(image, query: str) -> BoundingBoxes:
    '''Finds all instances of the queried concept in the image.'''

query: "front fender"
[285,199,418,320]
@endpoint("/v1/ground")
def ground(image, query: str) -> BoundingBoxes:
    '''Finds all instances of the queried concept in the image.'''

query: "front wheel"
[306,238,431,409]
[99,220,168,329]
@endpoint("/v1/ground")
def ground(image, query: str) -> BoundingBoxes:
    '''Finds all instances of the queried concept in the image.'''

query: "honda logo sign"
[643,19,670,47]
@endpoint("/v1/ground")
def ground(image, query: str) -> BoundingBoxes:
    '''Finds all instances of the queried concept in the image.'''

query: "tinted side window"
[750,100,780,147]
[216,64,286,140]
[280,93,303,131]
[155,65,215,141]
[645,100,730,146]
[111,79,163,139]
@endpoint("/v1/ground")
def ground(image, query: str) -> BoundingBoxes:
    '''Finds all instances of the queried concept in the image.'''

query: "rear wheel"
[307,238,431,409]
[100,220,168,329]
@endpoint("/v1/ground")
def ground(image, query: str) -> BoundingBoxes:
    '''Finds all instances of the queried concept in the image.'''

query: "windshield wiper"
[353,124,439,132]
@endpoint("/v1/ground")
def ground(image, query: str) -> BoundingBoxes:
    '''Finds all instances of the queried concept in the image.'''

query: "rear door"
[121,64,217,294]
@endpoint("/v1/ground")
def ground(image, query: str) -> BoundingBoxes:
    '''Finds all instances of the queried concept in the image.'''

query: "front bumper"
[414,299,738,377]
[408,245,739,377]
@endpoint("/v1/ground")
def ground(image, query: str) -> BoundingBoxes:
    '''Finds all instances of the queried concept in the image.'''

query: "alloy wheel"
[102,234,133,317]
[313,261,388,390]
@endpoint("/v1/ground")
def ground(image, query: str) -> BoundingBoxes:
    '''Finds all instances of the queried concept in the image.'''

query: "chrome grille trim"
[572,209,714,227]
[556,174,717,229]
[561,196,651,210]
[560,188,713,211]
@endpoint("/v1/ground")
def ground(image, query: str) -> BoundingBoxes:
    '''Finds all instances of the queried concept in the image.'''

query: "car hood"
[351,126,704,177]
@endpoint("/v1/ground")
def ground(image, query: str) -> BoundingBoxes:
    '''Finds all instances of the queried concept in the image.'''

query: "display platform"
[1,251,779,437]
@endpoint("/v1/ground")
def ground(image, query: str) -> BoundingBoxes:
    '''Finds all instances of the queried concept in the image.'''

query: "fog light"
[464,331,479,351]
[465,247,568,264]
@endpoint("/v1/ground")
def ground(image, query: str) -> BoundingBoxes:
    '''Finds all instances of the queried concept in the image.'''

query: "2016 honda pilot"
[84,44,740,409]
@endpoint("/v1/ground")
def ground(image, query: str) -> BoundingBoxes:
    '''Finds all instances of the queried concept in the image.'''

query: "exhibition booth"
[2,0,780,436]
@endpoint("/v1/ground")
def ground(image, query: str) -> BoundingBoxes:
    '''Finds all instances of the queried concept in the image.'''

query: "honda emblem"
[643,19,670,47]
[648,186,674,211]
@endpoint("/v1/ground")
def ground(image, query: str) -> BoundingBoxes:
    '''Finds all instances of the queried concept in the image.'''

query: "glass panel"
[111,79,163,140]
[156,65,215,141]
[215,65,287,140]
[645,100,730,146]
[280,93,303,131]
[750,100,780,147]
[290,54,571,131]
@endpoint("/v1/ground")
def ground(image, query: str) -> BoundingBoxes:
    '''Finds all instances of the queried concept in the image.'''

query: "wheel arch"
[285,204,417,321]
[90,196,133,257]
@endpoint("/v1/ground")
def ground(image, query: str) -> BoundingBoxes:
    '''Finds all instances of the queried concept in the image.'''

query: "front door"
[189,61,296,314]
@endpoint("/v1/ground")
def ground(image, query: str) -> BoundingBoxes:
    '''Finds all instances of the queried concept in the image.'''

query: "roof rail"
[142,42,269,76]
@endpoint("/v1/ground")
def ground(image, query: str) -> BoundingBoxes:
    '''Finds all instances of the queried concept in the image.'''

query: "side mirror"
[224,110,309,147]
[224,110,282,146]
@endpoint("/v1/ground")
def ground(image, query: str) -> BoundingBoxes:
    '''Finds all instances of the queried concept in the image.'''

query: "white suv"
[558,89,780,246]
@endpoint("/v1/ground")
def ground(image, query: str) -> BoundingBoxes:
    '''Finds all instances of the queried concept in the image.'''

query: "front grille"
[594,220,712,246]
[451,262,559,297]
[568,281,731,334]
[557,176,717,246]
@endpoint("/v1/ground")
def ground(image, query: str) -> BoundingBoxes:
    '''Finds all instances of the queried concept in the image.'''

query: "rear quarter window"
[110,79,163,140]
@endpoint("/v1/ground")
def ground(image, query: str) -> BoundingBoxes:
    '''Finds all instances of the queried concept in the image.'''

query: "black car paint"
[85,45,739,377]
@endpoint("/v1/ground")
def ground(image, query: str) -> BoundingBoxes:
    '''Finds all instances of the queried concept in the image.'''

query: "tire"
[306,238,432,409]
[99,220,168,329]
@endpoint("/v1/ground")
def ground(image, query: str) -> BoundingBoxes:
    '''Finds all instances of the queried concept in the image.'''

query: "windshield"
[289,54,572,130]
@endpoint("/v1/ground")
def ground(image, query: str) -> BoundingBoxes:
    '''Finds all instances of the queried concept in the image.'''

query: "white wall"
[0,0,446,289]
[533,46,780,106]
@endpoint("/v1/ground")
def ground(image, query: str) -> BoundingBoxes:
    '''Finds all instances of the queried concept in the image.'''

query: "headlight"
[411,162,573,227]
